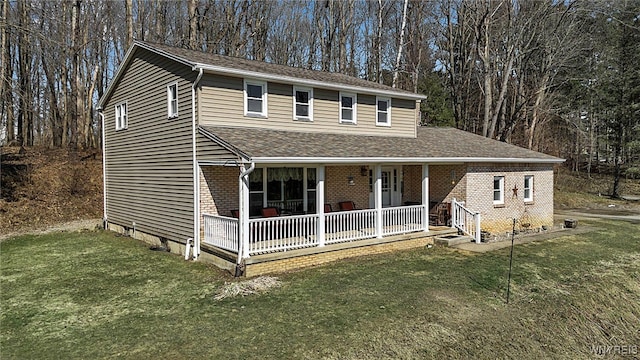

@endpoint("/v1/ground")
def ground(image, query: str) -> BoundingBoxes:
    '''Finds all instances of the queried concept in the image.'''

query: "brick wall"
[402,165,422,203]
[465,163,554,234]
[325,165,370,211]
[200,165,239,218]
[245,236,435,276]
[429,164,467,203]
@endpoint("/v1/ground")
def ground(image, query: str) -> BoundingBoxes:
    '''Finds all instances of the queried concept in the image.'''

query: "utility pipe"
[184,238,193,260]
[98,108,107,229]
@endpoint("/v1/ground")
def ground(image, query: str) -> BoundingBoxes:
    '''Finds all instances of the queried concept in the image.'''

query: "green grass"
[2,222,639,359]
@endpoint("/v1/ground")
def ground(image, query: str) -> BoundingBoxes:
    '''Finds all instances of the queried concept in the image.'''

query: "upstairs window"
[293,87,313,121]
[167,82,178,118]
[244,79,267,117]
[115,102,128,130]
[340,92,356,124]
[493,176,504,205]
[376,97,391,126]
[524,175,534,202]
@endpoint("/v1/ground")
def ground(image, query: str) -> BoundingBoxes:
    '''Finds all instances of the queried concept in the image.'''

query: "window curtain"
[249,168,263,183]
[267,168,303,182]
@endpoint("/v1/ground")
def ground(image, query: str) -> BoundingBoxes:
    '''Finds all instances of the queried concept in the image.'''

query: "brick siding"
[402,165,422,204]
[244,236,435,276]
[465,163,554,234]
[325,165,370,211]
[200,165,239,218]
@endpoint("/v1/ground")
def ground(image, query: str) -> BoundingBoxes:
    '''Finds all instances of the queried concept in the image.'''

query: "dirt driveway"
[555,208,640,223]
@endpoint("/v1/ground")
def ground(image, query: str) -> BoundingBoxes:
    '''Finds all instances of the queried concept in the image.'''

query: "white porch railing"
[203,205,432,256]
[325,208,377,244]
[203,213,239,252]
[248,214,319,255]
[382,205,425,236]
[451,198,481,243]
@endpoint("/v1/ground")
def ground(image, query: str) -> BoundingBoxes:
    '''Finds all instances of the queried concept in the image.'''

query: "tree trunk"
[392,0,408,88]
[527,76,548,150]
[17,0,33,146]
[377,0,383,83]
[0,0,14,143]
[126,0,133,47]
[188,0,198,49]
[69,0,81,149]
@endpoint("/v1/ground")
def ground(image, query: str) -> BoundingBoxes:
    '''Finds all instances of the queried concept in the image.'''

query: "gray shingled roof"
[199,126,563,163]
[136,41,421,98]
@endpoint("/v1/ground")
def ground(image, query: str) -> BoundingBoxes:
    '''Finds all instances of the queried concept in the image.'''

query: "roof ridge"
[135,40,423,98]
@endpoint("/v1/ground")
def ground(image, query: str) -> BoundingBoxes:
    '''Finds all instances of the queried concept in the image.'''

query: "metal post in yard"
[506,218,516,304]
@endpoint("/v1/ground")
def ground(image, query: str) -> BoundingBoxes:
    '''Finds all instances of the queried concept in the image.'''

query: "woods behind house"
[1,0,638,182]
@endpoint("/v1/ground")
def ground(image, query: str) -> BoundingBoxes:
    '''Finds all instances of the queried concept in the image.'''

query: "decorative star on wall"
[512,185,519,198]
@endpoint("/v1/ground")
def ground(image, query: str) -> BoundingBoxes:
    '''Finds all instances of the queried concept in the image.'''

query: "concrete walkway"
[452,226,598,253]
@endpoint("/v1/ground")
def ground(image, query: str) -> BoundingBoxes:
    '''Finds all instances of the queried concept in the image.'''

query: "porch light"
[360,166,368,176]
[347,176,355,186]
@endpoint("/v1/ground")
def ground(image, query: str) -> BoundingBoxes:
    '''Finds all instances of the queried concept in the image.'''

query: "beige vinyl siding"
[198,73,416,137]
[103,47,196,242]
[196,132,239,162]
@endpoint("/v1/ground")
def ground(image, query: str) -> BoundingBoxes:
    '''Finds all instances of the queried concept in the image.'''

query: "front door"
[381,170,392,206]
[369,166,402,208]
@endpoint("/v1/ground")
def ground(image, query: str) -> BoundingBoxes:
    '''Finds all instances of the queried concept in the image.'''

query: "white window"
[493,176,504,205]
[244,79,267,117]
[376,97,391,126]
[115,102,128,130]
[339,92,357,124]
[524,175,533,202]
[293,86,313,121]
[249,167,317,216]
[167,82,178,118]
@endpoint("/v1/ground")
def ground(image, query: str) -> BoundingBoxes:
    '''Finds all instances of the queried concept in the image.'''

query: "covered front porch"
[200,163,479,259]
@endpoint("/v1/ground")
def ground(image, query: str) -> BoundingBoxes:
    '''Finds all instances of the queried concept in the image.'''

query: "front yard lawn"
[1,220,639,359]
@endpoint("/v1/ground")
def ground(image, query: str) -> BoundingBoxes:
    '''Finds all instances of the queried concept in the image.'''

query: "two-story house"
[98,41,563,276]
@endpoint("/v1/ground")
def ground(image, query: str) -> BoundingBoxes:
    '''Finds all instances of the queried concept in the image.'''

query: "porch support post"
[317,165,325,247]
[316,165,326,247]
[374,164,383,238]
[422,164,429,232]
[239,164,250,258]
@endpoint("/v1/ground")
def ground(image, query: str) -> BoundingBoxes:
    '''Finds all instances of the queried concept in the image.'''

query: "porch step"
[434,234,474,247]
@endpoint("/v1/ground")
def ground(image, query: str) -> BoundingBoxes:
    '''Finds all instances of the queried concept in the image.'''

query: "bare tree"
[391,0,408,88]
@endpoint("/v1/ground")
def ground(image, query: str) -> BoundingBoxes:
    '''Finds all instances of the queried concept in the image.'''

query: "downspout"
[236,161,255,277]
[98,107,107,229]
[191,67,204,260]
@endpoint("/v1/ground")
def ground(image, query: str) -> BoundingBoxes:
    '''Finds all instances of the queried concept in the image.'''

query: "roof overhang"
[250,157,565,165]
[198,127,251,161]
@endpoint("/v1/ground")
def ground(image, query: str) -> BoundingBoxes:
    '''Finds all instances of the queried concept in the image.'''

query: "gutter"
[98,107,107,229]
[191,67,204,260]
[249,157,566,165]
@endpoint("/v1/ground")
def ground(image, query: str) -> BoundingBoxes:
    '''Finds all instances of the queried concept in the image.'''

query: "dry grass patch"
[213,276,282,300]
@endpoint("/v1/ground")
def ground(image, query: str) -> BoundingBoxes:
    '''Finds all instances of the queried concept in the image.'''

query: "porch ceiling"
[199,126,564,164]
